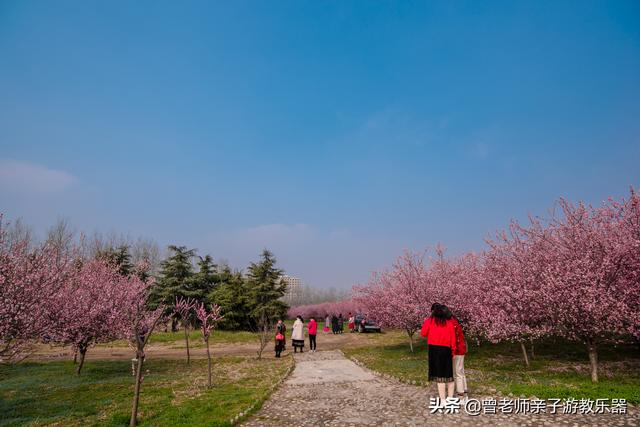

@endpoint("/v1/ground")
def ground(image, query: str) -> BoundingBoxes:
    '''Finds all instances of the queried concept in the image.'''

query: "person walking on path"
[324,314,331,333]
[331,314,338,334]
[338,313,344,334]
[420,303,457,401]
[444,306,468,397]
[292,316,305,353]
[308,317,318,352]
[348,313,355,333]
[275,320,286,358]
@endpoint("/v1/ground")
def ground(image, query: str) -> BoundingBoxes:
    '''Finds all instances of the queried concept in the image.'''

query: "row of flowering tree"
[0,216,167,426]
[287,299,362,321]
[353,189,640,382]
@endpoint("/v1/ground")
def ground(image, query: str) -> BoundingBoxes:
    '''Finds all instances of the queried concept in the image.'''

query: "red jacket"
[308,319,317,335]
[451,317,467,355]
[420,317,456,354]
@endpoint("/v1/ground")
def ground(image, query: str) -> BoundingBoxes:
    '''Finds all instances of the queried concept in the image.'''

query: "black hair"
[431,303,441,312]
[442,305,453,320]
[432,304,449,326]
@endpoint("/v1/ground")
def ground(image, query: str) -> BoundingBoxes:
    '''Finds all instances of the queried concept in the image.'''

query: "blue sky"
[1,1,639,288]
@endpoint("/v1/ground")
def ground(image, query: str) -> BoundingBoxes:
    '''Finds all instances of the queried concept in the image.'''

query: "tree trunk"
[407,329,414,353]
[257,320,268,360]
[205,338,212,388]
[587,339,598,383]
[73,349,78,364]
[530,338,535,359]
[171,318,178,333]
[184,325,190,365]
[130,350,145,427]
[76,347,87,375]
[519,341,530,368]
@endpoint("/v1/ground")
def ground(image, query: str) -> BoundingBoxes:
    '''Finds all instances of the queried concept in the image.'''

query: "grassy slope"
[0,355,293,427]
[343,330,640,403]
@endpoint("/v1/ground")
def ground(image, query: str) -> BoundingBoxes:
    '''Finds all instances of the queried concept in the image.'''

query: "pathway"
[242,350,639,427]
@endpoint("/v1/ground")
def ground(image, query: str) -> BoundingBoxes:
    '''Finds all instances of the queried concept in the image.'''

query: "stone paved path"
[242,350,639,427]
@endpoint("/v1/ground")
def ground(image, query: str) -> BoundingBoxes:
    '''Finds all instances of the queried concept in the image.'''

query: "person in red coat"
[445,306,468,396]
[308,317,318,352]
[420,303,457,401]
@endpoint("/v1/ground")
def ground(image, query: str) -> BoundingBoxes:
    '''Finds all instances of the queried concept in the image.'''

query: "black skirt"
[292,339,304,348]
[428,344,454,383]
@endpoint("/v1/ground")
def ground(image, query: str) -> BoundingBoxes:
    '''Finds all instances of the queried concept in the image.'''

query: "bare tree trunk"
[130,349,144,427]
[184,324,190,365]
[73,349,78,364]
[171,318,178,333]
[530,338,535,359]
[407,329,414,353]
[519,341,530,368]
[587,339,598,383]
[205,338,212,388]
[76,347,87,375]
[256,316,269,360]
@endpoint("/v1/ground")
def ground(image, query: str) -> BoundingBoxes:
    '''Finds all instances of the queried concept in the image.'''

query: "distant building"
[281,275,303,304]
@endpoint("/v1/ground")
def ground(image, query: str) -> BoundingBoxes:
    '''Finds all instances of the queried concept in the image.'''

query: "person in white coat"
[291,316,305,353]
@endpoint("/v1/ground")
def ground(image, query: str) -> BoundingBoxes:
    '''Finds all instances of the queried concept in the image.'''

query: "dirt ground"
[29,330,375,362]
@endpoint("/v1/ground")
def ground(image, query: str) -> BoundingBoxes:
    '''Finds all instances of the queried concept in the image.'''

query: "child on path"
[445,306,468,397]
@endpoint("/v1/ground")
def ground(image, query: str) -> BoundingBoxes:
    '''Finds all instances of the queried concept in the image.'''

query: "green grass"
[0,355,293,426]
[343,331,640,403]
[103,329,258,349]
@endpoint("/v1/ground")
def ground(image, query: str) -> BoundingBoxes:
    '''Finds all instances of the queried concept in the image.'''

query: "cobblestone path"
[241,350,638,427]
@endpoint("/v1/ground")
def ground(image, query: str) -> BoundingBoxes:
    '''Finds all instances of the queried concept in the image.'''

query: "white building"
[281,275,303,303]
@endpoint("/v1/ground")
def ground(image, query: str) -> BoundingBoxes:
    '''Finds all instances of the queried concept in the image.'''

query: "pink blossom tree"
[195,302,223,388]
[173,296,197,365]
[474,220,555,367]
[118,274,164,427]
[48,258,137,374]
[288,299,361,320]
[355,251,436,352]
[0,216,71,363]
[538,192,640,382]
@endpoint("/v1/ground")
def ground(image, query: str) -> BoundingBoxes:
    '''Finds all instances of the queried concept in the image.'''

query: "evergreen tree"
[245,250,288,358]
[97,245,134,277]
[208,264,249,330]
[192,255,219,302]
[149,245,196,331]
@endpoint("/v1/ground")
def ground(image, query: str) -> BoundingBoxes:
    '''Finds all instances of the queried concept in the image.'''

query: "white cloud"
[0,159,76,193]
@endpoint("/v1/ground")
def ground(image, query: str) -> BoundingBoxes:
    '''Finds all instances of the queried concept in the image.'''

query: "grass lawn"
[343,330,640,403]
[0,355,293,427]
[101,329,258,349]
[148,329,257,347]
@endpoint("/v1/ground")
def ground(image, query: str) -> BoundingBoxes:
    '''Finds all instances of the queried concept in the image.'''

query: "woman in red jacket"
[420,303,456,401]
[445,306,468,397]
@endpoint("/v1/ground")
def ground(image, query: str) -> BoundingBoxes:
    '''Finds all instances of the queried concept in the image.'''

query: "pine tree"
[209,264,249,330]
[97,245,134,277]
[245,249,288,358]
[192,255,219,302]
[148,245,196,331]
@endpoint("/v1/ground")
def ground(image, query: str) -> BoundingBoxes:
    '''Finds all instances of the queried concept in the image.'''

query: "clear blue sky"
[1,1,639,288]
